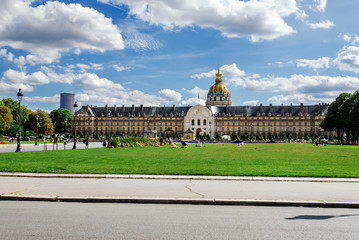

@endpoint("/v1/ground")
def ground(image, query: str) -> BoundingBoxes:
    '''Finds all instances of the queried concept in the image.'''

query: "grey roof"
[76,104,328,117]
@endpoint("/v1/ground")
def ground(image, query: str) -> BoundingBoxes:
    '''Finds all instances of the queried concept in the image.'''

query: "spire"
[215,63,222,83]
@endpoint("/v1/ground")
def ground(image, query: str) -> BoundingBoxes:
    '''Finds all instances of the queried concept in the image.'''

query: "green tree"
[0,106,13,131]
[321,93,352,144]
[347,91,359,143]
[26,110,54,136]
[0,115,4,134]
[1,97,29,125]
[50,108,72,133]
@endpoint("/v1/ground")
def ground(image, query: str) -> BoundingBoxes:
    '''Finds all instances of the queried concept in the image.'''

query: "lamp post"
[35,114,39,146]
[72,101,78,149]
[209,122,212,143]
[15,89,23,152]
[86,120,89,139]
[147,119,150,138]
[107,110,111,148]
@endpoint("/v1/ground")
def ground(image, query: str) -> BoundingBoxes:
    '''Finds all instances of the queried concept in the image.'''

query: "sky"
[1,0,359,112]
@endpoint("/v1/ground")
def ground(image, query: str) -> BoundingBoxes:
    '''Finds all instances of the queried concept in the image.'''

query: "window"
[198,119,201,125]
[203,120,206,125]
[192,119,195,125]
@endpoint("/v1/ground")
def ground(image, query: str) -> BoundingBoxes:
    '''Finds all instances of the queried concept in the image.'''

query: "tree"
[0,106,13,132]
[50,108,72,133]
[0,115,4,134]
[347,91,359,143]
[26,110,54,136]
[1,97,29,125]
[321,93,352,144]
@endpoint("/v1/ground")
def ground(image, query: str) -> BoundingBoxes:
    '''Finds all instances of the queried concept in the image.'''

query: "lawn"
[0,143,358,178]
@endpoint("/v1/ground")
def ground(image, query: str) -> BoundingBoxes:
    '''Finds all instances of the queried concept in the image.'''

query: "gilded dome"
[208,82,230,95]
[207,64,230,96]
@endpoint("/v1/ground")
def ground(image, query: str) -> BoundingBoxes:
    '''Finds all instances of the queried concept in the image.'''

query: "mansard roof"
[76,103,328,118]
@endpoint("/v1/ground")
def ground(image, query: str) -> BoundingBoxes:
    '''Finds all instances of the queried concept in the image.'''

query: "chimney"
[132,104,135,112]
[140,104,143,112]
[114,105,117,112]
[173,104,176,112]
[269,103,272,109]
[86,104,89,112]
[300,103,303,110]
[105,104,108,113]
[260,103,263,111]
[318,103,321,110]
[281,104,284,111]
[225,104,228,113]
[122,104,125,112]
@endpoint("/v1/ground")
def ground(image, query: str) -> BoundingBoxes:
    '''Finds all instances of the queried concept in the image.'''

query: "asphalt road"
[0,142,104,153]
[0,201,358,240]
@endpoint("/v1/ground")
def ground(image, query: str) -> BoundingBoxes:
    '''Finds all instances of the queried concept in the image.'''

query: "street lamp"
[209,122,212,143]
[15,89,23,152]
[35,114,39,146]
[107,110,111,148]
[72,101,78,149]
[147,119,150,138]
[86,120,89,138]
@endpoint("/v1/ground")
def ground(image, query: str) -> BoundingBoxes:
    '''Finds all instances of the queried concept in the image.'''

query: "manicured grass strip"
[0,143,358,178]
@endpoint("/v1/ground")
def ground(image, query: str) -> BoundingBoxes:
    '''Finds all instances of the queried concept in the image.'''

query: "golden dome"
[208,82,230,95]
[208,64,230,95]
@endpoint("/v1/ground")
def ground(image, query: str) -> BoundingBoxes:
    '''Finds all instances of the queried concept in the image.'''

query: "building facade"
[73,67,328,139]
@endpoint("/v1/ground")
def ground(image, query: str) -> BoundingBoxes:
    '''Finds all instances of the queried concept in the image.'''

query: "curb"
[1,195,359,208]
[1,172,359,183]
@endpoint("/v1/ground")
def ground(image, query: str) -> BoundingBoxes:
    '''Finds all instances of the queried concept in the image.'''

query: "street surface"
[0,141,103,153]
[1,176,358,205]
[0,201,358,240]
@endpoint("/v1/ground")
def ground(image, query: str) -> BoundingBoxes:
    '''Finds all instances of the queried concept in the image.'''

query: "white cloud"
[192,62,359,104]
[100,0,298,41]
[0,0,124,65]
[268,94,333,105]
[122,24,161,50]
[182,86,208,99]
[1,69,50,85]
[158,89,182,102]
[113,64,132,72]
[311,0,327,12]
[23,95,60,104]
[332,46,359,73]
[191,64,246,87]
[191,70,217,79]
[307,20,334,29]
[180,97,205,106]
[296,57,331,70]
[243,100,259,106]
[342,34,352,42]
[0,49,14,61]
[0,82,33,93]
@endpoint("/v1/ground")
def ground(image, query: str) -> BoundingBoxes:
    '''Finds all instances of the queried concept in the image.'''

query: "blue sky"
[1,0,359,111]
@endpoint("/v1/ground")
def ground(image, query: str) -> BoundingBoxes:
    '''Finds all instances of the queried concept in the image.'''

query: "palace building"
[72,65,328,140]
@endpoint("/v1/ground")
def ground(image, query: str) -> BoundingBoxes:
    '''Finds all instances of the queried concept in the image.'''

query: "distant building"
[73,66,329,140]
[60,93,75,114]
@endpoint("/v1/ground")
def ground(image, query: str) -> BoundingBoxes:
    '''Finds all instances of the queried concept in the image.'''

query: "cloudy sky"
[1,0,359,111]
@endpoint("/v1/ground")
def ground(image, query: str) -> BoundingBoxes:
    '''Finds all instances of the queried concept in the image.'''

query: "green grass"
[0,143,358,178]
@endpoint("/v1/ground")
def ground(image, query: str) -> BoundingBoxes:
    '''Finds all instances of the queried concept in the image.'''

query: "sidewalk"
[1,173,358,208]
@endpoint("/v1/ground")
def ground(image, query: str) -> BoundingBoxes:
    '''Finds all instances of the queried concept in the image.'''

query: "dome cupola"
[206,64,232,106]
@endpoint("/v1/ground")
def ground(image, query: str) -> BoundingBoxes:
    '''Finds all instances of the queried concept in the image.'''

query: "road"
[0,141,103,153]
[0,201,358,240]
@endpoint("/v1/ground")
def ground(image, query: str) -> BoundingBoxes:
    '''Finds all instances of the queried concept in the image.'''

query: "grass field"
[0,143,358,178]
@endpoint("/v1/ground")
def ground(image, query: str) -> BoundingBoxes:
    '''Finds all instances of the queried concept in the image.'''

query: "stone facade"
[72,67,328,140]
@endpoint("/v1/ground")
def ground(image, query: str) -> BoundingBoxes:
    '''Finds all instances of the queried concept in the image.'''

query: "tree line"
[320,91,359,144]
[0,97,72,139]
